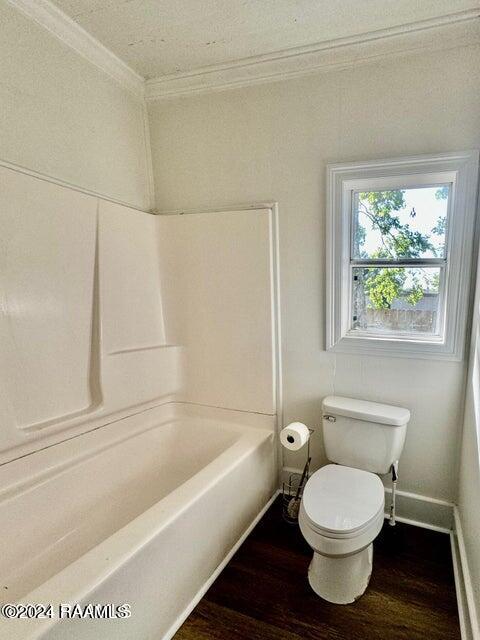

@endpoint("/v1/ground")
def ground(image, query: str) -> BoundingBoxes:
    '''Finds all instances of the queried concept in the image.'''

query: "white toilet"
[299,395,410,605]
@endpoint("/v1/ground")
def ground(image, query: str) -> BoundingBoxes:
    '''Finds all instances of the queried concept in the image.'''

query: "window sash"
[346,181,451,339]
[349,185,452,265]
[346,263,448,339]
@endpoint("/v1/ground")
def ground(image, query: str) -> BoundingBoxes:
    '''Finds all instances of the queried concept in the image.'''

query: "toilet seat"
[301,464,385,539]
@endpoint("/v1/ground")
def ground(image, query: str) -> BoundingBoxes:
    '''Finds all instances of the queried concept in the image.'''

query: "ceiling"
[49,0,478,80]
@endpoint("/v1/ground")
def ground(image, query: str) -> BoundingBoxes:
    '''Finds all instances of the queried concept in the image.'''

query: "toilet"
[299,395,410,604]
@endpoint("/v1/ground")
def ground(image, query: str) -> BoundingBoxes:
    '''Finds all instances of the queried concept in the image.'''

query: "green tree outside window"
[355,188,447,310]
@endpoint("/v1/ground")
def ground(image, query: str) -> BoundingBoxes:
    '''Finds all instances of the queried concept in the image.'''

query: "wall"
[0,1,150,210]
[148,43,480,503]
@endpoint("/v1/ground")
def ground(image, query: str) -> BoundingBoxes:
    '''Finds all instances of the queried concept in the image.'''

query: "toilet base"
[307,544,373,604]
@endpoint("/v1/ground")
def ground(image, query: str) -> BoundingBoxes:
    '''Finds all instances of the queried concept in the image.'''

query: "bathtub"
[0,403,277,639]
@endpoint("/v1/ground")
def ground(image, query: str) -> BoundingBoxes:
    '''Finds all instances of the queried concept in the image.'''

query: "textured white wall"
[0,2,150,210]
[148,44,480,502]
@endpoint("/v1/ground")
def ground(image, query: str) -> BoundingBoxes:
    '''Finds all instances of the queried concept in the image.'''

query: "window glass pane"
[352,186,449,260]
[351,267,442,335]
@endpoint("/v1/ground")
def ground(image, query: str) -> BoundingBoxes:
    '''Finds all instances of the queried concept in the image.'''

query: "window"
[326,152,479,360]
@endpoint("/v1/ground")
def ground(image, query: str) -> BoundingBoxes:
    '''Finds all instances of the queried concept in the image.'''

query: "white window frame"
[326,151,479,360]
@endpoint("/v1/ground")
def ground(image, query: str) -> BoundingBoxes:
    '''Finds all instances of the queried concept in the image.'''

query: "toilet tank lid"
[322,396,410,427]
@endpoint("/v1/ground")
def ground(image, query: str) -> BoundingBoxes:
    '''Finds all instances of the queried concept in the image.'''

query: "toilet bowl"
[299,464,385,604]
[296,396,409,603]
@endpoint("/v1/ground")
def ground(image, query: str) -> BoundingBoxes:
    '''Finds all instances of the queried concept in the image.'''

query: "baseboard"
[162,489,280,640]
[281,467,454,532]
[383,487,453,532]
[452,507,480,640]
[451,531,472,640]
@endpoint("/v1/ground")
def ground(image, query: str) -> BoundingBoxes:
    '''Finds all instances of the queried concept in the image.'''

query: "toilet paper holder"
[281,427,314,524]
[285,426,315,444]
[280,423,314,452]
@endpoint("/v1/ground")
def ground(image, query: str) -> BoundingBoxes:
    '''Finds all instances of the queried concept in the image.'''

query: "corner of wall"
[142,100,156,212]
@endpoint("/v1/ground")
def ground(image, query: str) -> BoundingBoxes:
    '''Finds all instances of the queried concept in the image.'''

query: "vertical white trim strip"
[269,204,284,487]
[454,506,480,640]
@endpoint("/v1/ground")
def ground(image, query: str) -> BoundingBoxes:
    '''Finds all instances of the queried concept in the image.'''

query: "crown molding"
[6,1,479,103]
[6,0,145,99]
[145,9,480,101]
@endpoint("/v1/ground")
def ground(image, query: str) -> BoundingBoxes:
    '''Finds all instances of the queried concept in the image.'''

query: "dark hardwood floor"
[174,496,460,640]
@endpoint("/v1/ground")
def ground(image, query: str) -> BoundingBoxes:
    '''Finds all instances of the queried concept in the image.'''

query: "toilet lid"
[301,464,384,535]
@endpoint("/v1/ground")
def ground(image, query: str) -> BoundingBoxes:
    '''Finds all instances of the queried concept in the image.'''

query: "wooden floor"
[174,496,460,640]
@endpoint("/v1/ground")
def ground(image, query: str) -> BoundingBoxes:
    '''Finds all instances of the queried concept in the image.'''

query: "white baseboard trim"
[384,486,454,532]
[384,513,451,534]
[282,467,454,532]
[451,531,472,640]
[162,489,280,640]
[452,507,480,640]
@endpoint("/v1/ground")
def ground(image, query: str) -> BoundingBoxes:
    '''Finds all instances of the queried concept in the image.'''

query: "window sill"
[346,329,444,343]
[327,333,463,361]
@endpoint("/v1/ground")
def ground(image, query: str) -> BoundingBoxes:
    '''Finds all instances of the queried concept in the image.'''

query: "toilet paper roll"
[280,422,310,451]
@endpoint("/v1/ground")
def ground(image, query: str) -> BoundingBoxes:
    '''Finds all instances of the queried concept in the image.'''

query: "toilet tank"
[322,396,410,475]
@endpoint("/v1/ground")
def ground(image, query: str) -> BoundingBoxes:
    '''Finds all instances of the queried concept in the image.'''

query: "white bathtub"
[0,403,277,639]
